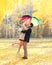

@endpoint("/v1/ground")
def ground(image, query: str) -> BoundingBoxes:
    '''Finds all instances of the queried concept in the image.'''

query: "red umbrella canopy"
[21,15,32,23]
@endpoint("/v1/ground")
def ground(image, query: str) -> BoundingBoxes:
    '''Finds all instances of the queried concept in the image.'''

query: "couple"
[17,21,33,59]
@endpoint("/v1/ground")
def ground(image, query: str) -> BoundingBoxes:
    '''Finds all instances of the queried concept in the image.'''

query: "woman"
[17,15,32,54]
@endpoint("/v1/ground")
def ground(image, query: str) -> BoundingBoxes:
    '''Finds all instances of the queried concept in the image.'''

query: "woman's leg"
[17,41,24,54]
[17,44,21,54]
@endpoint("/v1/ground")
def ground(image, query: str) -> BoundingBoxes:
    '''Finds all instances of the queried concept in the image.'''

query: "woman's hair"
[30,23,33,27]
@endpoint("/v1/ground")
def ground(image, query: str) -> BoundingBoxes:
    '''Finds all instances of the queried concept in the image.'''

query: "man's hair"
[30,23,33,27]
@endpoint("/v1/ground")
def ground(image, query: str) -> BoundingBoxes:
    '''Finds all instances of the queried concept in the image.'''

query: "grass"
[0,39,52,65]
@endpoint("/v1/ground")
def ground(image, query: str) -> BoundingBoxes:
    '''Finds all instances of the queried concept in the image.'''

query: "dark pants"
[23,42,28,57]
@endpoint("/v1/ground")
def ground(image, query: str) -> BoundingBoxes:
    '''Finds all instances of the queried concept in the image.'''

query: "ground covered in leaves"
[0,39,52,65]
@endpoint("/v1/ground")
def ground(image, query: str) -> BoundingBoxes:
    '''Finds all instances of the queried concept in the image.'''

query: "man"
[21,23,33,59]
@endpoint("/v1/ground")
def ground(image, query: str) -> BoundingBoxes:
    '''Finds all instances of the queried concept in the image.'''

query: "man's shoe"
[22,57,28,59]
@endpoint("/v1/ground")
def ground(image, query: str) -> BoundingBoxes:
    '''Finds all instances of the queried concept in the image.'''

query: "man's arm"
[21,30,27,33]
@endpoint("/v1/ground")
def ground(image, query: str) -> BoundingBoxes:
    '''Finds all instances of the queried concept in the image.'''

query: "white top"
[19,24,29,40]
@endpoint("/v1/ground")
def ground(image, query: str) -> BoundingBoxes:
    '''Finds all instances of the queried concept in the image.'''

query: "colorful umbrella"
[21,15,32,22]
[31,17,40,26]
